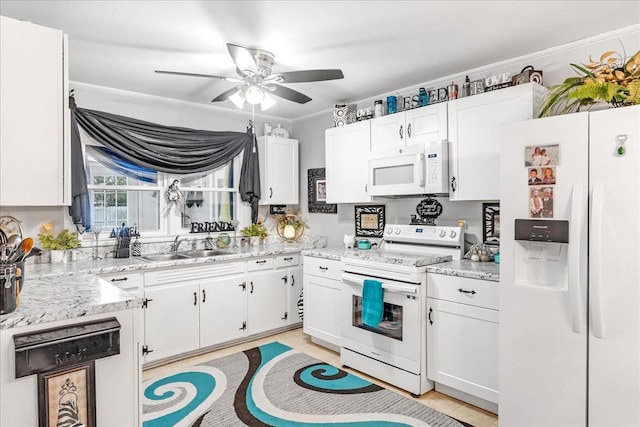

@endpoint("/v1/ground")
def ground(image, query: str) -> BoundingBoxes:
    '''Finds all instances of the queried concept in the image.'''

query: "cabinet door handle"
[193,292,197,306]
[457,288,476,295]
[291,274,295,287]
[283,256,293,261]
[281,275,288,284]
[111,277,128,282]
[319,266,328,271]
[407,123,412,138]
[256,260,267,264]
[451,176,457,192]
[239,321,246,331]
[281,312,288,320]
[269,188,273,198]
[250,281,254,294]
[428,307,434,325]
[202,289,206,303]
[239,281,246,291]
[399,124,403,140]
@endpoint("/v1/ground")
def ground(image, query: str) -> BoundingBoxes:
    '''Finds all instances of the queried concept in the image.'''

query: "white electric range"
[340,223,464,396]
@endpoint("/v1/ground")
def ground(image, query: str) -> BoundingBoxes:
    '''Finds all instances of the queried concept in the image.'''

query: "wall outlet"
[457,219,467,230]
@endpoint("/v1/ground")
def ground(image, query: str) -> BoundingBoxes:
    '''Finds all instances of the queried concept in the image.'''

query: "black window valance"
[68,96,261,231]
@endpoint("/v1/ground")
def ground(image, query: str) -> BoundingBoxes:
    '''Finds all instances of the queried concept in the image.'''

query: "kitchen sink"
[140,253,191,262]
[181,249,233,258]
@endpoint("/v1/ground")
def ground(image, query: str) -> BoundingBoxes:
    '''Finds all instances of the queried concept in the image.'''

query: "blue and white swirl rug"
[143,342,472,427]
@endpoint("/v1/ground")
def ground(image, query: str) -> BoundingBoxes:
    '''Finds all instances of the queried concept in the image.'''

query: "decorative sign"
[411,198,443,225]
[483,203,500,245]
[189,221,234,234]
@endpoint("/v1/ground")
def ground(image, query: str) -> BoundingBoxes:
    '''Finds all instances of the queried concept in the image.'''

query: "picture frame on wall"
[483,202,500,246]
[38,361,96,427]
[307,168,337,214]
[355,205,385,237]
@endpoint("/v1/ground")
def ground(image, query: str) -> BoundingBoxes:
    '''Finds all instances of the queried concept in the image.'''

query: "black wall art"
[483,202,500,246]
[308,168,337,214]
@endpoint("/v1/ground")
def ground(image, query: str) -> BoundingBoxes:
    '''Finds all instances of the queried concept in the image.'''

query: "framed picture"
[483,203,500,246]
[307,168,337,214]
[38,362,96,427]
[355,205,385,237]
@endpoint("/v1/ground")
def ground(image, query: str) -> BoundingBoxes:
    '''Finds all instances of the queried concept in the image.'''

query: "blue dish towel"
[362,279,384,328]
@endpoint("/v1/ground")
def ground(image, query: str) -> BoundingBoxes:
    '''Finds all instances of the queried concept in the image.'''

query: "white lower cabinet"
[247,269,288,335]
[199,274,247,348]
[426,273,499,409]
[143,255,302,363]
[144,281,200,362]
[302,256,342,348]
[287,266,303,326]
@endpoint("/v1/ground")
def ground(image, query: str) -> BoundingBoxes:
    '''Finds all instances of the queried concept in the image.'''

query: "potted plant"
[38,228,81,263]
[241,222,268,246]
[540,49,640,117]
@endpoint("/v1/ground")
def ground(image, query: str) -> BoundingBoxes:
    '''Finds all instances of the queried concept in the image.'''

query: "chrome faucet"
[170,236,188,252]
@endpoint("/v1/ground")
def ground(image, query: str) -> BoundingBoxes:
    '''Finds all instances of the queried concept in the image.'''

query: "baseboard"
[435,383,499,414]
[143,324,302,369]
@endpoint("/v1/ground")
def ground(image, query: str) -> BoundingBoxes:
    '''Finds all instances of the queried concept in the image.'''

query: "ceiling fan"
[155,43,344,110]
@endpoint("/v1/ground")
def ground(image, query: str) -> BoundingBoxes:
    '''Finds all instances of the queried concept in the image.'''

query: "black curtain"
[68,96,261,230]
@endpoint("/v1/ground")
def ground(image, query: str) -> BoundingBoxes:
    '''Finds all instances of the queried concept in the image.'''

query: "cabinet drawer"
[99,271,143,291]
[427,273,498,310]
[303,256,341,281]
[276,254,299,268]
[247,256,274,271]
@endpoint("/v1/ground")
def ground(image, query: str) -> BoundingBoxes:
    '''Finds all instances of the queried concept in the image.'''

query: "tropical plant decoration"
[539,49,640,117]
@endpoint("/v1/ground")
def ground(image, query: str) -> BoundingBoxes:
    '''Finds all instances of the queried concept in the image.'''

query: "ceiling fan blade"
[269,84,312,104]
[211,87,241,102]
[155,70,242,82]
[226,43,258,75]
[266,69,344,84]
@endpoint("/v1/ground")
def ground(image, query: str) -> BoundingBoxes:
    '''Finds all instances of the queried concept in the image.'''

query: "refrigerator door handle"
[590,182,605,339]
[568,183,585,334]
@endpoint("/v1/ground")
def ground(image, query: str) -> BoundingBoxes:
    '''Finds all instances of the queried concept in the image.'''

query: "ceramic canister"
[333,104,348,127]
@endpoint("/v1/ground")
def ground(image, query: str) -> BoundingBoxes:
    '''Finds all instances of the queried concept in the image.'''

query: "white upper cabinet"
[258,136,299,205]
[0,16,70,206]
[325,121,371,203]
[370,103,447,158]
[447,83,547,201]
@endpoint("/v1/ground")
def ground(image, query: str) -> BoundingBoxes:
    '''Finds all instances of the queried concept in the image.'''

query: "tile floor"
[144,328,499,427]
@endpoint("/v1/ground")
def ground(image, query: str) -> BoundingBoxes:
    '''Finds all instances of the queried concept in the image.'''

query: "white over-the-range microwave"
[368,139,449,196]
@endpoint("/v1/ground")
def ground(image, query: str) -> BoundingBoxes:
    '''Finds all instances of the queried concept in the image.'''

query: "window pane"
[180,161,234,188]
[89,190,160,231]
[181,191,235,230]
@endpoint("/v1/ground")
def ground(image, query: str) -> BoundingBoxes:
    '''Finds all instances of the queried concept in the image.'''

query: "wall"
[293,25,640,249]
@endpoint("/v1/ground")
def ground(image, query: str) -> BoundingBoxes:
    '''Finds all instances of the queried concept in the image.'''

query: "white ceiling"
[1,1,638,120]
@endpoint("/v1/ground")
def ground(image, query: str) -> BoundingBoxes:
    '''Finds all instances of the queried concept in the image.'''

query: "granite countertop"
[426,259,500,282]
[302,248,500,280]
[303,247,451,267]
[2,242,317,330]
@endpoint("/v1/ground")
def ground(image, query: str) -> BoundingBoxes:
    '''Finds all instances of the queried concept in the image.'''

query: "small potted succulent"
[38,226,81,263]
[241,222,268,246]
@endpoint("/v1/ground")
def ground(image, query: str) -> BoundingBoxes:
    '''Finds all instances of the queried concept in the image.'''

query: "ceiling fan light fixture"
[260,92,276,111]
[229,89,246,109]
[245,85,264,105]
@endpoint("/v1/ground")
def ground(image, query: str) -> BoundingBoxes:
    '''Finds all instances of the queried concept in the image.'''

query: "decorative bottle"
[418,88,429,107]
[462,75,471,97]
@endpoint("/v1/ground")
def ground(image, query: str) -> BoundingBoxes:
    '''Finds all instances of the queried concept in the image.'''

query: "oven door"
[341,272,422,374]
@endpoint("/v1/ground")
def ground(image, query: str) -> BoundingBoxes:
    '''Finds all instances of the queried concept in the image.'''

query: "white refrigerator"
[499,105,640,426]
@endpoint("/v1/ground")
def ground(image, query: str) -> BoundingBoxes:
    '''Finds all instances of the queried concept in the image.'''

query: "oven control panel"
[383,224,464,247]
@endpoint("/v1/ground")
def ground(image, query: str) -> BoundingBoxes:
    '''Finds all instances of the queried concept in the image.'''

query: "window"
[85,147,161,232]
[84,145,245,237]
